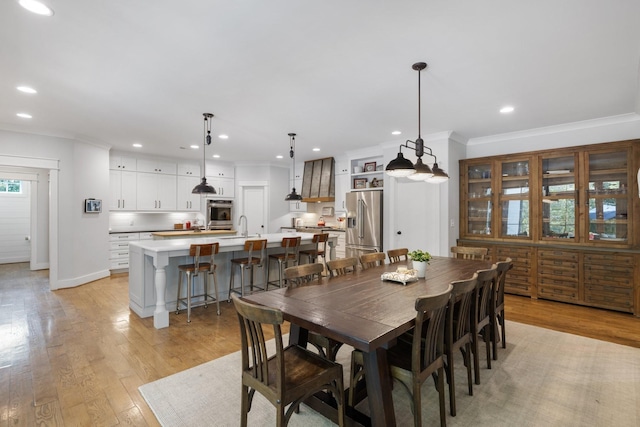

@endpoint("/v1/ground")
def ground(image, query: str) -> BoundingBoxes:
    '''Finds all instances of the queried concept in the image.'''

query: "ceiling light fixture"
[16,113,32,119]
[18,0,54,16]
[218,134,229,139]
[284,133,303,201]
[17,86,37,94]
[392,130,402,135]
[192,113,216,194]
[500,106,514,113]
[385,62,449,183]
[132,143,142,148]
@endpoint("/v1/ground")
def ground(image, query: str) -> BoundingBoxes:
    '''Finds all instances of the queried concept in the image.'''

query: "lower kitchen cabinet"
[109,232,153,271]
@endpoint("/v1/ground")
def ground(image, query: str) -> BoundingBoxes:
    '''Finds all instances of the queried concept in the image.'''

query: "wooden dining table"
[243,256,491,426]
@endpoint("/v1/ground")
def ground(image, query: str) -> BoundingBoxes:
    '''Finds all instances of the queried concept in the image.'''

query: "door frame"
[237,181,269,233]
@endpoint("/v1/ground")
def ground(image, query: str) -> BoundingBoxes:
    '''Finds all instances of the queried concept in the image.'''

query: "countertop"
[151,229,237,237]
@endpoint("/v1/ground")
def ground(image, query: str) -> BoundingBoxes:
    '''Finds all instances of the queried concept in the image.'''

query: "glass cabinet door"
[540,155,577,241]
[498,159,530,238]
[465,163,493,236]
[586,150,629,243]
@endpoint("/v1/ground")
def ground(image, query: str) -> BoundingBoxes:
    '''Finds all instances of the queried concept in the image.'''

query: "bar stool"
[267,236,301,290]
[298,233,329,270]
[175,243,220,323]
[227,239,268,301]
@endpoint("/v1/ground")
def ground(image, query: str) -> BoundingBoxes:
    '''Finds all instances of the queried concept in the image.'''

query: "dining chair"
[298,233,329,268]
[359,252,386,270]
[175,243,221,322]
[471,265,497,385]
[227,239,268,301]
[231,294,345,427]
[387,248,409,264]
[492,258,513,360]
[450,246,489,260]
[349,286,452,427]
[326,257,358,277]
[284,263,323,287]
[444,273,478,416]
[267,236,301,290]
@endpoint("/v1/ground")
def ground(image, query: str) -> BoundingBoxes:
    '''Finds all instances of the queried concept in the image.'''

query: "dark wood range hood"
[301,157,335,202]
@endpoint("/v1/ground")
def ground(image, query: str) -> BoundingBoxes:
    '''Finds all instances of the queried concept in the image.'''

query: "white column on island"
[153,252,170,328]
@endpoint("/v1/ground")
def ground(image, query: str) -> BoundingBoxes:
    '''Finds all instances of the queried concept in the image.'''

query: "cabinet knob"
[397,231,402,235]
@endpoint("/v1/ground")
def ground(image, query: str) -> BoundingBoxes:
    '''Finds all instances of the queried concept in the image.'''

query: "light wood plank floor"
[1,262,639,426]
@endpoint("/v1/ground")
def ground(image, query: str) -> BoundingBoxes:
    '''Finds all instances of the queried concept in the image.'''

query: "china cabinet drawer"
[584,253,634,266]
[538,286,578,302]
[584,288,633,312]
[539,277,578,290]
[538,250,578,262]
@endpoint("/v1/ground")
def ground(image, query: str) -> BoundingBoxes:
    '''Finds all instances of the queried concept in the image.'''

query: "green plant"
[408,249,432,262]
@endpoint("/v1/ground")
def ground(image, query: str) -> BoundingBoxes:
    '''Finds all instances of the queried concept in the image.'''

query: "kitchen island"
[128,232,336,328]
[152,229,237,239]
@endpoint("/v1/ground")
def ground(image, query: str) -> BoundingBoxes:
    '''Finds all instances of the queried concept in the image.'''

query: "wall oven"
[207,200,233,230]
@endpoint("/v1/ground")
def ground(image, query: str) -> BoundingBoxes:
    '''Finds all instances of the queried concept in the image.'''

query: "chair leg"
[176,271,183,314]
[446,350,456,416]
[240,384,249,427]
[186,272,192,323]
[437,367,446,427]
[228,264,235,302]
[464,342,473,397]
[484,327,492,369]
[472,333,481,385]
[413,379,422,427]
[211,270,220,315]
[500,312,506,349]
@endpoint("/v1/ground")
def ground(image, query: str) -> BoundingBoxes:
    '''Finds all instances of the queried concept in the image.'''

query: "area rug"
[139,321,640,426]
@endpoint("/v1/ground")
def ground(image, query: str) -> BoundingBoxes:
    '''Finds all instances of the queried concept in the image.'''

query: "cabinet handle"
[159,200,161,209]
[122,199,125,209]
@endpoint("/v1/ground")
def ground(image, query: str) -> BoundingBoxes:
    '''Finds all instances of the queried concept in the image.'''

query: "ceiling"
[2,0,639,165]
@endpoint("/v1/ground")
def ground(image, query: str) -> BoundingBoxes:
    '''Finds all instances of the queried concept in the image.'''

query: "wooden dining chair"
[450,246,489,260]
[387,248,409,264]
[231,294,345,427]
[227,239,268,301]
[326,257,358,277]
[267,236,301,289]
[471,265,497,385]
[492,258,513,360]
[444,273,478,416]
[349,286,452,427]
[359,252,386,270]
[298,233,329,267]
[175,243,221,322]
[284,263,323,287]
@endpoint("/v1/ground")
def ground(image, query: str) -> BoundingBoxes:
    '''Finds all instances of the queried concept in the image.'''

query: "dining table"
[243,255,491,426]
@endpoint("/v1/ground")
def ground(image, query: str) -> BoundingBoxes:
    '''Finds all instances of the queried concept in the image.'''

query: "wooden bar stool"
[175,243,220,323]
[298,233,329,268]
[267,236,301,290]
[227,239,268,301]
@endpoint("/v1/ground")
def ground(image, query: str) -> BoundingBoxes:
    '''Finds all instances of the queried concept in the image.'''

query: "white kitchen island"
[128,232,336,329]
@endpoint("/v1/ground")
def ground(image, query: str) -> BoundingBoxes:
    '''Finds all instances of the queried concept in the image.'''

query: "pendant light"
[284,133,303,201]
[192,113,217,194]
[385,62,448,183]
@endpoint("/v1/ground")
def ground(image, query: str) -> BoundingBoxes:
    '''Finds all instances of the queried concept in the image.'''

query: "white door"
[394,181,440,255]
[241,186,266,235]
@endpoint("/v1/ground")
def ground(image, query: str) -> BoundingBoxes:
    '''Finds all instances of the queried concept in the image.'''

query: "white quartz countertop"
[128,232,323,253]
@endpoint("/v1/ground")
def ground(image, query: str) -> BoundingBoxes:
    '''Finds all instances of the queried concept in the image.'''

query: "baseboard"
[52,269,111,290]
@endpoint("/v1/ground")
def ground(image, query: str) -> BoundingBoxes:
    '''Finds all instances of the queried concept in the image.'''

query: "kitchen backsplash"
[109,212,205,232]
[294,202,346,228]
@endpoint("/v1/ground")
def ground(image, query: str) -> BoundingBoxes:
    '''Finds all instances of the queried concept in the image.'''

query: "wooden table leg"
[288,324,309,348]
[362,347,396,427]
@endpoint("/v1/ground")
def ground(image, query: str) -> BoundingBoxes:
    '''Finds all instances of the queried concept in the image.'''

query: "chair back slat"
[281,236,301,260]
[413,286,452,373]
[327,257,358,277]
[188,243,219,273]
[448,273,478,342]
[244,239,268,265]
[451,246,489,260]
[285,263,323,287]
[494,258,513,308]
[387,248,409,264]
[475,266,498,323]
[360,252,386,270]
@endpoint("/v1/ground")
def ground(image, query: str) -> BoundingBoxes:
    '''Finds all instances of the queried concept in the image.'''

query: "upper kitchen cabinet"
[205,161,235,199]
[136,173,177,210]
[109,155,136,171]
[176,176,201,211]
[109,170,136,210]
[177,162,200,176]
[301,157,335,202]
[206,161,235,178]
[136,158,177,175]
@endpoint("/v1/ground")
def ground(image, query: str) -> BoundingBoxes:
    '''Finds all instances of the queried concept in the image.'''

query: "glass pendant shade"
[385,152,416,177]
[407,157,434,181]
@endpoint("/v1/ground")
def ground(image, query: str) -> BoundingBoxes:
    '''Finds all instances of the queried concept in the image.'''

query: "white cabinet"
[109,155,137,171]
[206,161,235,178]
[137,173,177,210]
[289,200,307,212]
[177,162,200,176]
[206,176,235,198]
[350,155,384,191]
[137,158,177,175]
[109,232,139,270]
[334,170,350,211]
[335,159,350,175]
[328,231,346,259]
[109,170,137,210]
[177,176,201,211]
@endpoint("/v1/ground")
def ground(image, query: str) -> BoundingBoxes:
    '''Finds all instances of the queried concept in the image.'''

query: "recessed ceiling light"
[276,155,283,159]
[132,143,142,148]
[18,0,54,16]
[190,144,199,149]
[312,148,320,152]
[218,134,229,140]
[17,86,37,94]
[392,130,402,135]
[16,113,32,119]
[500,106,514,114]
[212,154,220,158]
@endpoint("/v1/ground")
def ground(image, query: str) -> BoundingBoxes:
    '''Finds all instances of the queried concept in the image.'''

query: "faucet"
[238,215,248,238]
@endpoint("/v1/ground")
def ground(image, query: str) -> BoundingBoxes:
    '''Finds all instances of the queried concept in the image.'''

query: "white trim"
[0,171,38,181]
[53,269,111,290]
[0,154,59,170]
[49,170,59,289]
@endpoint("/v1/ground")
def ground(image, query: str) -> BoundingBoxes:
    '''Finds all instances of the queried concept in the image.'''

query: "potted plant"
[408,249,432,278]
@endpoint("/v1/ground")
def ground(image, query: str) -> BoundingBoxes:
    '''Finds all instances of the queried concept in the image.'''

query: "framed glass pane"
[587,151,628,242]
[501,200,529,237]
[467,200,492,235]
[541,155,576,240]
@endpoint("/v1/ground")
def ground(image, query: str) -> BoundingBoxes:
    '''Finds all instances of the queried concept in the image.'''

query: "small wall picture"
[354,178,367,189]
[85,198,102,213]
[364,161,377,172]
[371,178,383,188]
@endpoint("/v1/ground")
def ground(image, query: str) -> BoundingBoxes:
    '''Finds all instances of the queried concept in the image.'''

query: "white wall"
[0,129,111,289]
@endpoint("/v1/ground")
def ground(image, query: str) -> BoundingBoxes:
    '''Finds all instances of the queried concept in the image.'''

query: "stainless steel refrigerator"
[346,191,383,257]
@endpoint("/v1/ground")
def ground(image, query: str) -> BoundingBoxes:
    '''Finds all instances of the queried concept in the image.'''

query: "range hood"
[301,157,335,202]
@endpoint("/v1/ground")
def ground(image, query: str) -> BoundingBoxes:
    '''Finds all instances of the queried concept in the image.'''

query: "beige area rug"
[139,322,640,426]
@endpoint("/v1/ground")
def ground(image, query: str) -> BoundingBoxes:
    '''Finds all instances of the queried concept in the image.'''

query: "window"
[0,179,22,194]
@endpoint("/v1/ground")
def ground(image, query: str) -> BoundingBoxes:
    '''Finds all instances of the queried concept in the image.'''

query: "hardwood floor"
[1,262,639,425]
